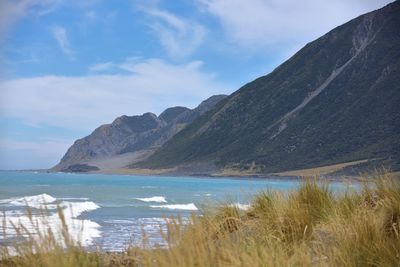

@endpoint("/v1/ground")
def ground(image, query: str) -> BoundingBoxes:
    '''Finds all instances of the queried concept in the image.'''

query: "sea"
[0,171,354,251]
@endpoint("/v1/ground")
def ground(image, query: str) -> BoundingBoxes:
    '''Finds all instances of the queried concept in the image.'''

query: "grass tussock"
[1,172,400,266]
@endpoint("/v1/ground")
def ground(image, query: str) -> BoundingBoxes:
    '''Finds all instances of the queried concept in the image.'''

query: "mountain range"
[54,2,400,176]
[53,95,227,172]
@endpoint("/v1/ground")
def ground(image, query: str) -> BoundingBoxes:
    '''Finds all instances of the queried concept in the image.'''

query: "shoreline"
[5,159,396,183]
[83,159,380,182]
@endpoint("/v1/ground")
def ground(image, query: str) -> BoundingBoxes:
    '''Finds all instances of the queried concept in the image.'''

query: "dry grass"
[1,172,400,266]
[273,160,369,177]
[104,167,177,176]
[216,160,370,178]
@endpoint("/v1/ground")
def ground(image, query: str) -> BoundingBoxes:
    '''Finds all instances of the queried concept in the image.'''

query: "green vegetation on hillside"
[138,2,400,173]
[2,172,400,266]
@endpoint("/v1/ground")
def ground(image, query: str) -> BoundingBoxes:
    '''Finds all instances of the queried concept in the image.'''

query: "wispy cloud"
[51,25,75,58]
[140,7,206,58]
[0,58,231,131]
[88,62,115,72]
[0,0,62,42]
[200,0,393,52]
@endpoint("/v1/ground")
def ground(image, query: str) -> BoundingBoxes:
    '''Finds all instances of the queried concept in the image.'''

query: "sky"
[0,0,393,170]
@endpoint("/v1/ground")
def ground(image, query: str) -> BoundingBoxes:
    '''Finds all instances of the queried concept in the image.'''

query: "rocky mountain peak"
[159,107,190,124]
[53,94,227,172]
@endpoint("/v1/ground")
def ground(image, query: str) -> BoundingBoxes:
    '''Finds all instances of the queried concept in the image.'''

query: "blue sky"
[0,0,393,170]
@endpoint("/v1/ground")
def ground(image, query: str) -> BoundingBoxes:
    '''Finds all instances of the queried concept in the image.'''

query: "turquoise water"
[0,171,353,251]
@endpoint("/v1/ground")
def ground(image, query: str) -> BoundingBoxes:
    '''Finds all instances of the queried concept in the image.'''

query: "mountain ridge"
[136,2,400,174]
[53,94,227,172]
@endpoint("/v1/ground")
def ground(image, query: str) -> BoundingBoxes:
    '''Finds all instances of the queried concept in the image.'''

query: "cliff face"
[138,2,400,173]
[53,95,227,171]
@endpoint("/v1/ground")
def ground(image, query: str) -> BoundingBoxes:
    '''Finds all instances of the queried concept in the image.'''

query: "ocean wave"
[104,217,169,225]
[194,193,212,197]
[104,219,134,224]
[135,196,167,203]
[3,210,25,216]
[59,197,90,201]
[0,194,101,246]
[0,193,56,208]
[59,201,100,218]
[100,217,171,251]
[150,203,198,211]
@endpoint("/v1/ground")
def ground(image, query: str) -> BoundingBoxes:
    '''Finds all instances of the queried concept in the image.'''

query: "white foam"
[100,217,171,251]
[59,201,100,217]
[0,194,101,247]
[3,210,24,216]
[59,197,90,201]
[135,196,167,203]
[150,203,198,211]
[104,219,134,224]
[194,193,211,197]
[1,194,56,208]
[229,203,251,210]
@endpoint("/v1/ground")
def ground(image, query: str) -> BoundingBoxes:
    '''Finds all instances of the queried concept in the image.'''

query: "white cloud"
[0,1,29,39]
[1,57,232,169]
[51,25,75,58]
[0,58,231,131]
[200,0,394,50]
[88,62,115,72]
[141,7,206,58]
[0,0,62,41]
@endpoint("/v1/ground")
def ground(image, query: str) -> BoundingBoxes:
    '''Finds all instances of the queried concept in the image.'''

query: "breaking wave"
[0,194,101,247]
[150,203,198,211]
[135,196,167,203]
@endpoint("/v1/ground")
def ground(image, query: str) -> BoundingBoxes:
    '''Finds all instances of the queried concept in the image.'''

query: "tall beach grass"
[1,172,399,266]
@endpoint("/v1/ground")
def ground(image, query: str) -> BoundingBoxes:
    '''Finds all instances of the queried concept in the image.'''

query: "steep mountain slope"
[139,2,400,173]
[53,95,227,171]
